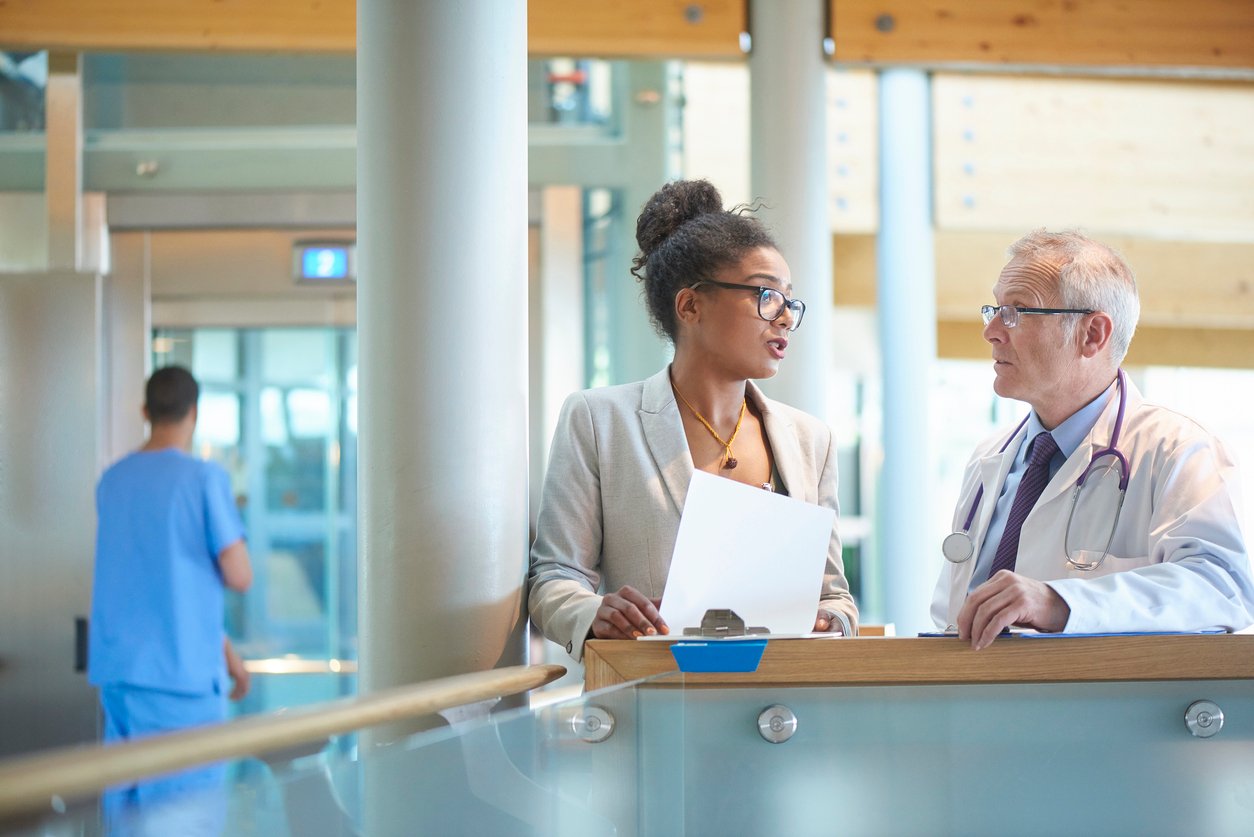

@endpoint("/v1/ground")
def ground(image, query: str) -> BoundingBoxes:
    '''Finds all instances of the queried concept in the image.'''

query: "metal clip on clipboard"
[673,609,768,673]
[681,608,770,637]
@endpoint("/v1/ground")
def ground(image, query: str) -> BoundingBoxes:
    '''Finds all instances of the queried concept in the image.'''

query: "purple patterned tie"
[988,432,1060,577]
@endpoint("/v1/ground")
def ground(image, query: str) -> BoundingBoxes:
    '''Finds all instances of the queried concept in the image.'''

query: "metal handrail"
[0,663,566,823]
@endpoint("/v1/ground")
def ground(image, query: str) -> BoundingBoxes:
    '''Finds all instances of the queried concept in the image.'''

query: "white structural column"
[357,0,528,722]
[749,0,832,420]
[877,69,937,635]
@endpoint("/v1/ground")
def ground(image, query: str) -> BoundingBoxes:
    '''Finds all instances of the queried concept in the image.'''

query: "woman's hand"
[592,586,670,639]
[813,610,844,635]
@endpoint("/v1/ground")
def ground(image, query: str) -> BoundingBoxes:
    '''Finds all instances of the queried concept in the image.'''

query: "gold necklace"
[672,381,747,470]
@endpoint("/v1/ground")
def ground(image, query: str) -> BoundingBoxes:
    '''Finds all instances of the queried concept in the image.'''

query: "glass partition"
[153,326,359,716]
[4,673,678,836]
[0,52,45,134]
[8,669,1252,836]
[661,678,1254,835]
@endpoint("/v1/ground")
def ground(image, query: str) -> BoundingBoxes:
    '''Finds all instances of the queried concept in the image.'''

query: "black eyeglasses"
[693,280,806,331]
[981,305,1094,328]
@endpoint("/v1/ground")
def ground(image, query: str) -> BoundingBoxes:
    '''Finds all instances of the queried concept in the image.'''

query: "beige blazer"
[528,366,858,660]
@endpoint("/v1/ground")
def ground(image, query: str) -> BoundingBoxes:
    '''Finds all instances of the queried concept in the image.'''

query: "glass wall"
[0,51,44,133]
[152,327,359,712]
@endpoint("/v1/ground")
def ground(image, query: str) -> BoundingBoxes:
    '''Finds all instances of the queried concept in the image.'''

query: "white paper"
[658,470,836,635]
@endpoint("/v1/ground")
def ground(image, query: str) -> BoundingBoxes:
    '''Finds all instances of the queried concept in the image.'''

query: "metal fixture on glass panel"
[571,705,615,743]
[758,704,797,744]
[1184,700,1224,739]
[135,160,160,178]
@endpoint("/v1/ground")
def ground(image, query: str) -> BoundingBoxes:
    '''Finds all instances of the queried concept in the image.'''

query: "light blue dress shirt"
[969,379,1119,589]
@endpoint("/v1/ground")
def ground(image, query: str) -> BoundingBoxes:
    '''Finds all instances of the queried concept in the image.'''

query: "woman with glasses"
[528,179,857,660]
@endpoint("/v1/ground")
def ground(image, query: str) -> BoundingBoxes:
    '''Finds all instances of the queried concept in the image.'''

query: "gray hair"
[1008,229,1140,363]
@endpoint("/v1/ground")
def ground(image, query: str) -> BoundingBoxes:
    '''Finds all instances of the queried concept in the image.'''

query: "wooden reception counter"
[583,634,1254,692]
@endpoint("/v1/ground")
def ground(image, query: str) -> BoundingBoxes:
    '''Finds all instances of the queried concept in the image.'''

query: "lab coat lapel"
[639,368,694,514]
[1037,440,1092,510]
[973,427,1025,546]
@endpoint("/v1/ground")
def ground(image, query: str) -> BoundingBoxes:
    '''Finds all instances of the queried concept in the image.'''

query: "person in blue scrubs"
[88,365,253,835]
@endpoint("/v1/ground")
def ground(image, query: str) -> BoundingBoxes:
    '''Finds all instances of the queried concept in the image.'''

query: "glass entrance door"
[153,326,358,713]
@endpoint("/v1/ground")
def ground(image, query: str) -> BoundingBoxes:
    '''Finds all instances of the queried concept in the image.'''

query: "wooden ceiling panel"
[4,0,1250,67]
[529,0,745,58]
[0,0,747,58]
[831,0,1254,69]
[0,0,358,53]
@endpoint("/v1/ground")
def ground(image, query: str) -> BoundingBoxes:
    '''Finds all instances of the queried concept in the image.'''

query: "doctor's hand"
[592,586,670,639]
[957,571,1070,650]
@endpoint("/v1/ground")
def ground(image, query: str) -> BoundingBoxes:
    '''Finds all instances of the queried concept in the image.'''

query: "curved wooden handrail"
[0,663,566,823]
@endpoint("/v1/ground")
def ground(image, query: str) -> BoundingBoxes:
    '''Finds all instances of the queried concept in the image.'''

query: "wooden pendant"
[724,457,738,469]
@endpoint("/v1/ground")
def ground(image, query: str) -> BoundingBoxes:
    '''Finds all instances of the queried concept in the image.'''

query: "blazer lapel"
[751,383,806,500]
[639,367,693,514]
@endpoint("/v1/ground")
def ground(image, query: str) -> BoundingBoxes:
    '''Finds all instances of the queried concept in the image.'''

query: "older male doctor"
[933,230,1254,649]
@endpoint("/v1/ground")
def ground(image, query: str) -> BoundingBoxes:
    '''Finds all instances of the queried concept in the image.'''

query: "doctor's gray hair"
[1008,230,1141,363]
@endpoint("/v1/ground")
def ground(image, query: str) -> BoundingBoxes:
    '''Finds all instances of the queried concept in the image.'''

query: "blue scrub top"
[89,449,245,695]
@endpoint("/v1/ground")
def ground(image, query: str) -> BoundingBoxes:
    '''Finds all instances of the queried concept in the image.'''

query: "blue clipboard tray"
[669,639,768,673]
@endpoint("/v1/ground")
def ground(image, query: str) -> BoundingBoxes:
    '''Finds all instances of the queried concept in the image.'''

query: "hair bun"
[634,179,724,261]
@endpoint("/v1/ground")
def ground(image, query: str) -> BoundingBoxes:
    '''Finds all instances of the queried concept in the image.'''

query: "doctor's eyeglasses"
[981,304,1095,328]
[693,280,807,331]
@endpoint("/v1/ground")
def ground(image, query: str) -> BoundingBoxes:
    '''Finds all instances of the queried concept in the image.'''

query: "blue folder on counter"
[669,639,768,673]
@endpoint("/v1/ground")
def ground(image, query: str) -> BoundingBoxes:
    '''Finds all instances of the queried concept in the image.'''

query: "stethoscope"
[941,369,1130,572]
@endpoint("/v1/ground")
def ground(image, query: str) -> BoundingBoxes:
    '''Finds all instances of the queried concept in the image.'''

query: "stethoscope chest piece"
[942,531,975,564]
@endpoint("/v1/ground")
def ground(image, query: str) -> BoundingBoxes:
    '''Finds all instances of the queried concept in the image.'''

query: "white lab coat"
[932,377,1254,633]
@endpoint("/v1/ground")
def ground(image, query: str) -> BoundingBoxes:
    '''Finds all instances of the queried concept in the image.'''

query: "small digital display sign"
[293,241,356,284]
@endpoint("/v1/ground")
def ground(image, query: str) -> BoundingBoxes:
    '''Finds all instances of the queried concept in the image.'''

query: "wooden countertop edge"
[584,635,1254,691]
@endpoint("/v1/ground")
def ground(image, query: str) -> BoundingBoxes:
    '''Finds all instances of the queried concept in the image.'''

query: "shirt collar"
[1022,377,1119,463]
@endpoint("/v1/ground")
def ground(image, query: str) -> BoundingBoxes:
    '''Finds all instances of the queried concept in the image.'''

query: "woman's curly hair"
[631,179,777,342]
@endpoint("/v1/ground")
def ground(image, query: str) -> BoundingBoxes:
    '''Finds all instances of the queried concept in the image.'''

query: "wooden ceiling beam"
[831,0,1254,70]
[3,1,1251,68]
[0,0,359,54]
[0,0,747,58]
